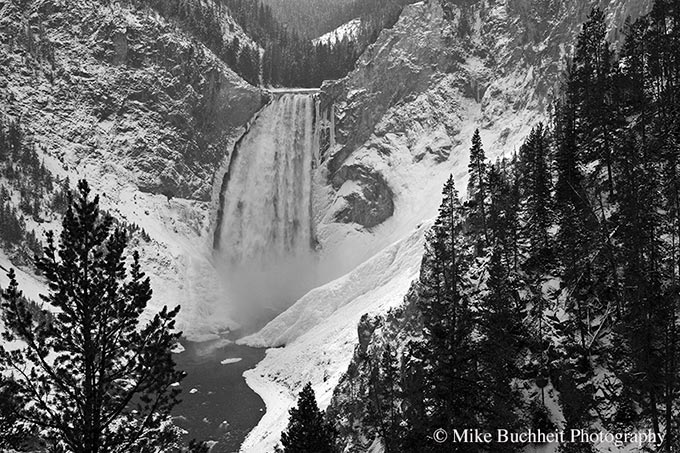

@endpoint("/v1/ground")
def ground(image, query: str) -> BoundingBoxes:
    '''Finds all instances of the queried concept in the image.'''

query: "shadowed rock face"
[0,0,267,201]
[332,164,394,228]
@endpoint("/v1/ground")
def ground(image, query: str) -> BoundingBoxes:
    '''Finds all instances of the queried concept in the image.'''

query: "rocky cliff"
[0,0,267,201]
[320,0,651,230]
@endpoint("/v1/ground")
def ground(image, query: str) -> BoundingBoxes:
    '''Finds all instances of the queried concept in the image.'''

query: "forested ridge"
[133,0,415,87]
[262,0,417,39]
[223,0,416,87]
[328,0,680,451]
[263,0,354,39]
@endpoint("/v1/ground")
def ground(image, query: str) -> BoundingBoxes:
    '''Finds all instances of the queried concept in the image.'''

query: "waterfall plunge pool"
[172,339,266,452]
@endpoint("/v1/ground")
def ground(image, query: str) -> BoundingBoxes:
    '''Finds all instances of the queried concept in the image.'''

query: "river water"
[172,339,266,452]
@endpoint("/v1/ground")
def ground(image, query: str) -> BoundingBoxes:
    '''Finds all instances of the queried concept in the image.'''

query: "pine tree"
[467,129,489,250]
[519,123,553,259]
[616,4,680,448]
[553,92,598,367]
[487,161,521,269]
[476,246,524,452]
[417,175,479,452]
[526,274,554,409]
[572,7,618,196]
[434,174,465,298]
[280,382,336,453]
[0,180,185,453]
[367,344,403,452]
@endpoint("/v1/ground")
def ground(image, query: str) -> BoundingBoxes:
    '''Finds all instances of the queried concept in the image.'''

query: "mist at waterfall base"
[213,93,327,334]
[215,255,319,332]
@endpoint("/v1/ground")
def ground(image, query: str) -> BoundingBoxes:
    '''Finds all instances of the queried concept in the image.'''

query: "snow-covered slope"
[313,18,362,46]
[0,251,46,304]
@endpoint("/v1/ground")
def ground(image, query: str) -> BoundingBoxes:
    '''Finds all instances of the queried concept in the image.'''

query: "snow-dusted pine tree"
[280,382,336,453]
[0,180,185,453]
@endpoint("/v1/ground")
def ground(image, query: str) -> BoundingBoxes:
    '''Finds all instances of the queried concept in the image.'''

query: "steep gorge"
[0,0,662,450]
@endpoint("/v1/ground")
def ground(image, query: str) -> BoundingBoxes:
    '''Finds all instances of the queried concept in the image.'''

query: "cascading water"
[214,94,317,261]
[213,92,330,330]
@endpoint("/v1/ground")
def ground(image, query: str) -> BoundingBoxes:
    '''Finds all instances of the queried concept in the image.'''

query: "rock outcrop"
[331,164,394,228]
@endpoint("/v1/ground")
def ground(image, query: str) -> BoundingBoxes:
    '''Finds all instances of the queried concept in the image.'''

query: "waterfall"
[215,93,319,262]
[329,104,336,150]
[213,93,321,329]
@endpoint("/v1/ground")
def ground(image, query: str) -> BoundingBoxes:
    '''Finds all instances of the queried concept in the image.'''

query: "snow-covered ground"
[313,18,362,46]
[0,251,46,304]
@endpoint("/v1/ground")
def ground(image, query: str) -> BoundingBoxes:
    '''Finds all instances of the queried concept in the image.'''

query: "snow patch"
[171,343,186,354]
[313,18,362,46]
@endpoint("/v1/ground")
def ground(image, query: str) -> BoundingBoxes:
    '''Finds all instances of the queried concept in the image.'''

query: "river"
[172,339,266,452]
